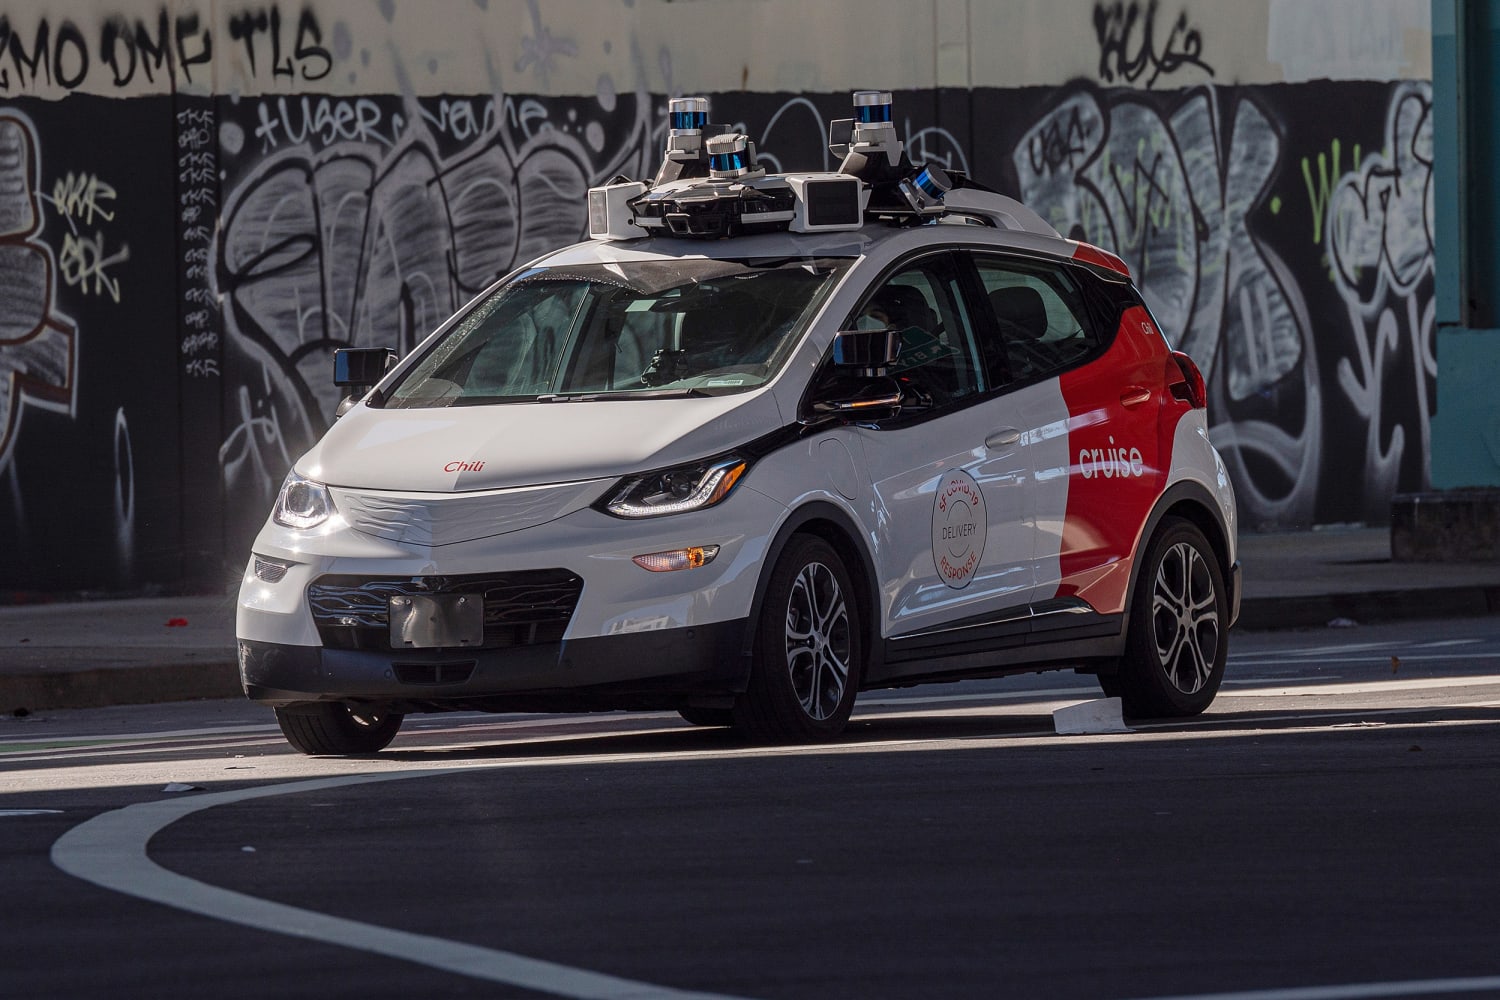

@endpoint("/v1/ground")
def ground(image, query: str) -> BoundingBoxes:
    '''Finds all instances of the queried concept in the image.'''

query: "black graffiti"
[1026,103,1093,174]
[0,16,87,89]
[0,11,210,91]
[1107,145,1175,240]
[1094,1,1215,89]
[101,11,211,88]
[227,6,331,82]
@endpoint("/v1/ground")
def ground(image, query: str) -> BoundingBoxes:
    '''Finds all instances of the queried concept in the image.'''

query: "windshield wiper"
[536,388,714,402]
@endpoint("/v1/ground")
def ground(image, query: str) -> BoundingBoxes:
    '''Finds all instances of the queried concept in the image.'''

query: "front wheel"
[1117,518,1228,718]
[733,535,862,742]
[275,703,404,755]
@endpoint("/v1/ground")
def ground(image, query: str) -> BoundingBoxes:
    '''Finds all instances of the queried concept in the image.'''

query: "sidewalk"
[2,526,1498,714]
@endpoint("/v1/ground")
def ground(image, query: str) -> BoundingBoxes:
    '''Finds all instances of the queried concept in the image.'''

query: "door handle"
[1120,386,1152,407]
[986,428,1022,448]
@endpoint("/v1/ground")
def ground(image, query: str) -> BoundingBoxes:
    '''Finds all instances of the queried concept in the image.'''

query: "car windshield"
[382,256,851,407]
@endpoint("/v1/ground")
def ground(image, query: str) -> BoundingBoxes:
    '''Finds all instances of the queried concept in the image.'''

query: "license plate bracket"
[389,593,484,649]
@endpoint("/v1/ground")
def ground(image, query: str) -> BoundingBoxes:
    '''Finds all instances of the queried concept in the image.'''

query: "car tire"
[275,703,404,755]
[677,706,734,727]
[733,535,862,742]
[1095,671,1123,698]
[1117,517,1228,718]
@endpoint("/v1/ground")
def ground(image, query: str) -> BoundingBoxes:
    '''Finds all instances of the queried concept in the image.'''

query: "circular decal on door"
[932,469,986,589]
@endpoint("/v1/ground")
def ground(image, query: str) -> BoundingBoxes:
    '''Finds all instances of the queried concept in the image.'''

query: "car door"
[968,252,1160,617]
[838,253,1037,641]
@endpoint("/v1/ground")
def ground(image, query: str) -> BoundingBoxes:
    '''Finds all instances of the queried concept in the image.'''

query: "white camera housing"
[587,181,650,240]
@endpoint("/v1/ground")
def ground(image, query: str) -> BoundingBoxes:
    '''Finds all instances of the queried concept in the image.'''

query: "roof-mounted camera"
[586,89,1011,241]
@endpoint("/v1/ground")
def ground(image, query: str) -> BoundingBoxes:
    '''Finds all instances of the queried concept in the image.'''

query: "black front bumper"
[238,618,753,713]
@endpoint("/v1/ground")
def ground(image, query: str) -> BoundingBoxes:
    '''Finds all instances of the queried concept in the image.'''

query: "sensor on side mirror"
[832,328,901,376]
[334,347,396,388]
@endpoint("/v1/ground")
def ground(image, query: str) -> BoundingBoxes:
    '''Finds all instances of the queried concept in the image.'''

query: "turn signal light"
[632,545,721,573]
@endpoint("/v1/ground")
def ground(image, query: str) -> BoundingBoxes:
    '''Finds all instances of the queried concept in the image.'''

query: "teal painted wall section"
[1432,0,1500,487]
[1433,329,1500,483]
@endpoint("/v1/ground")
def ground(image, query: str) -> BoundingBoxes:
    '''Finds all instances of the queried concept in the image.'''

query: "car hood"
[297,391,785,493]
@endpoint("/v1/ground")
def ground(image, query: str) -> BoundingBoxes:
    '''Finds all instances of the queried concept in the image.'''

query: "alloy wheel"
[784,560,853,721]
[1150,540,1222,695]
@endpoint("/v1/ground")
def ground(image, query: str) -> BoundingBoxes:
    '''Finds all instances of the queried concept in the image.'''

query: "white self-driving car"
[237,92,1239,754]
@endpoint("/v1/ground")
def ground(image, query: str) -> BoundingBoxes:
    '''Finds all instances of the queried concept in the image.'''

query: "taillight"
[1168,350,1207,409]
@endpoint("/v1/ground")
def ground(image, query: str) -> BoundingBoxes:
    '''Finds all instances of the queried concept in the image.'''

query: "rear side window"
[970,256,1099,387]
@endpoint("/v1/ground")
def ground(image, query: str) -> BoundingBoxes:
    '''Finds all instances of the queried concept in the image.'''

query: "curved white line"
[49,732,1500,1000]
[51,770,745,1000]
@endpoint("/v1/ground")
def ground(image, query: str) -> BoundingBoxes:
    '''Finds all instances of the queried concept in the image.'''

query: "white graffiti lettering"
[59,230,129,302]
[253,96,393,152]
[50,171,116,226]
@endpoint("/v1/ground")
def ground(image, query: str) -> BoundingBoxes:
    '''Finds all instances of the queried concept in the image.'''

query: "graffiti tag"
[1094,1,1215,89]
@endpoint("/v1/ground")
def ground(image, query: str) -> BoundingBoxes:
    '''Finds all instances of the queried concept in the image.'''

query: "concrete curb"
[1236,586,1500,631]
[2,660,241,714]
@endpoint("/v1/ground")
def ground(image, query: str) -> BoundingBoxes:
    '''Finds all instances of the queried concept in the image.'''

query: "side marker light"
[253,555,293,583]
[632,545,721,573]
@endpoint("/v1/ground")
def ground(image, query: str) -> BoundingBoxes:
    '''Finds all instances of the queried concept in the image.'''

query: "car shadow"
[372,701,1500,763]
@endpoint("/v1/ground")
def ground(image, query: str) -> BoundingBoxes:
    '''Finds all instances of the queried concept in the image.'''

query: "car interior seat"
[989,285,1051,382]
[875,283,975,398]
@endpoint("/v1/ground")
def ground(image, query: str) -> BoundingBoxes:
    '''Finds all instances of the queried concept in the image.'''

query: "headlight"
[272,472,336,529]
[603,456,748,519]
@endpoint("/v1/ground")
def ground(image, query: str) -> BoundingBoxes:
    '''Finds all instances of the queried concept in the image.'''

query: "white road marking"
[1127,974,1500,999]
[12,674,1498,769]
[51,770,751,1000]
[0,723,280,748]
[49,718,1500,999]
[1229,651,1500,668]
[0,736,287,765]
[1218,675,1500,698]
[856,685,1099,709]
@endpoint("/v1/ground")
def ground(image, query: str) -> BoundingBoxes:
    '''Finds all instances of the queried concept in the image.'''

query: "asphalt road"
[4,618,1500,1000]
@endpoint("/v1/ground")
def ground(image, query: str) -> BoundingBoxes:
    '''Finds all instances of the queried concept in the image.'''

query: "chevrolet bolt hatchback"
[237,92,1238,754]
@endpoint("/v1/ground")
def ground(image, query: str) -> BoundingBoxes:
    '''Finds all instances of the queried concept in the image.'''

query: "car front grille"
[308,570,584,652]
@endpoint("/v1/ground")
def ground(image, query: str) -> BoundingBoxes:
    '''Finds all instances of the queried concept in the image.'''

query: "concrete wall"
[0,0,1435,594]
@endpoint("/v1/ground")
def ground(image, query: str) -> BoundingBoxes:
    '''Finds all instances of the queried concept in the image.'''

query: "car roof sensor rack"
[585,91,1061,242]
[935,188,1062,239]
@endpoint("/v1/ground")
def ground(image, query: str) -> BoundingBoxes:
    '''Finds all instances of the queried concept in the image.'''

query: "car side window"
[851,259,983,406]
[971,257,1098,386]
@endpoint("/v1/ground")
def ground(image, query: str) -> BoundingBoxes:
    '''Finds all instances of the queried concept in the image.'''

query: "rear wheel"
[1117,518,1228,718]
[275,703,404,755]
[733,535,862,742]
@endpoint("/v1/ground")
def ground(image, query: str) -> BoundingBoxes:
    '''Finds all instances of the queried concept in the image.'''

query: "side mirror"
[333,347,396,417]
[804,330,904,423]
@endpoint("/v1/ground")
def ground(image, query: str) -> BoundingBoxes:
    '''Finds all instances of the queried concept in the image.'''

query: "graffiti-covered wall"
[0,0,1435,594]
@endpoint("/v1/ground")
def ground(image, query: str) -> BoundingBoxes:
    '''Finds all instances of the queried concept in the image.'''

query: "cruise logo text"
[1078,437,1143,479]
